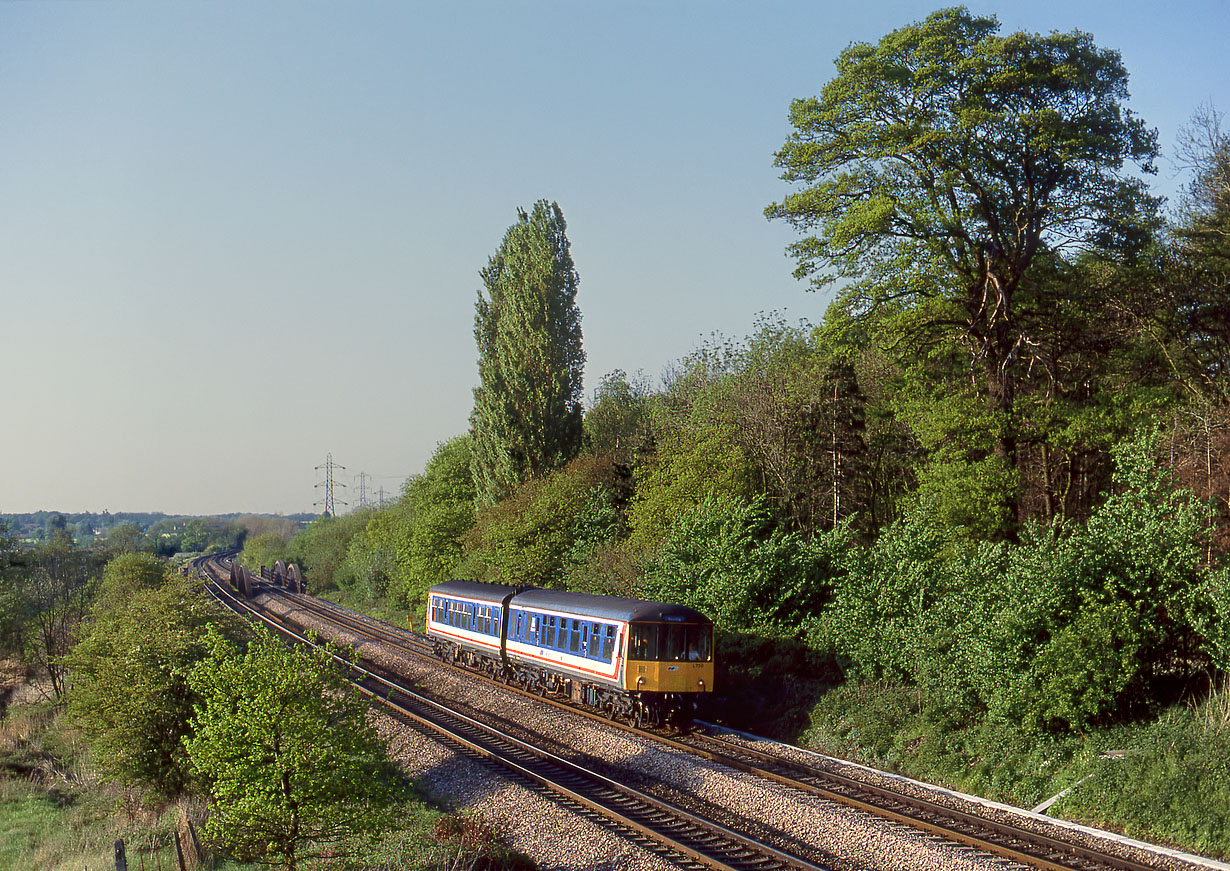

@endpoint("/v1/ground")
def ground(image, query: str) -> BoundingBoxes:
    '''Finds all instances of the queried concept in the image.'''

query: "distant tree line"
[1,511,311,556]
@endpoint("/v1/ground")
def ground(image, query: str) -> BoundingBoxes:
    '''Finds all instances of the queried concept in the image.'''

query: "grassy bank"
[792,681,1230,861]
[0,695,236,871]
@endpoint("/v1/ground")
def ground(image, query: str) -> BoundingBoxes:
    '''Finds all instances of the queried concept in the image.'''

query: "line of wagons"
[426,580,715,727]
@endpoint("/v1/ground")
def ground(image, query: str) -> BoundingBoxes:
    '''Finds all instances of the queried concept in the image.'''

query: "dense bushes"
[637,495,853,634]
[818,433,1216,734]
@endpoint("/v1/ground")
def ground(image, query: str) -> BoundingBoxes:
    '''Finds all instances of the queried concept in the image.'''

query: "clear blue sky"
[2,0,1226,516]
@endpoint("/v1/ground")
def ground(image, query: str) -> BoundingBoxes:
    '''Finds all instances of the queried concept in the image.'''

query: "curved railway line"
[193,555,1227,871]
[196,557,828,871]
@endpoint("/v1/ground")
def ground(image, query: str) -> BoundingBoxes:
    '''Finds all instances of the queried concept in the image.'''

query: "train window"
[664,625,713,661]
[663,624,685,661]
[569,620,581,653]
[515,612,523,640]
[589,626,602,659]
[545,616,555,648]
[602,626,615,662]
[688,625,713,662]
[630,624,657,660]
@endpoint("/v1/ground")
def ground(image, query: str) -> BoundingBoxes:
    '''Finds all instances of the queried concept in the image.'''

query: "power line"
[314,453,348,517]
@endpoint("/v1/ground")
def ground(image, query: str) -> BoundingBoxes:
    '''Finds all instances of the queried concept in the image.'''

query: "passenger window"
[590,626,601,659]
[546,616,556,648]
[602,626,615,661]
[569,620,581,653]
[516,613,523,640]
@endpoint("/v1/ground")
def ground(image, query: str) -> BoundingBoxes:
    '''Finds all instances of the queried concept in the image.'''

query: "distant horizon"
[2,508,322,522]
[4,0,1227,515]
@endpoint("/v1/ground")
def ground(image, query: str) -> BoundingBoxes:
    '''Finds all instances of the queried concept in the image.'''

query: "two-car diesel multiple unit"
[426,580,714,727]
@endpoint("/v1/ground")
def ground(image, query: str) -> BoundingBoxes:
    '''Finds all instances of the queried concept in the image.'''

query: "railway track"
[198,560,1218,871]
[196,561,828,871]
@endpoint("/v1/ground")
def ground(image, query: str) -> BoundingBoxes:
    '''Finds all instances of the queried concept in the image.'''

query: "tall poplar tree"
[471,200,585,506]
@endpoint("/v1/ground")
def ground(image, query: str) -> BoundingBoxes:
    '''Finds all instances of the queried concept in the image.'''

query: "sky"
[2,0,1227,517]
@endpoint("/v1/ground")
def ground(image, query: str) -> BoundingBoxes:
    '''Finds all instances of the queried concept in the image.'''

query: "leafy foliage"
[461,455,620,589]
[64,575,242,796]
[584,369,652,462]
[287,512,370,592]
[391,435,477,608]
[12,535,104,700]
[185,635,405,870]
[638,495,854,634]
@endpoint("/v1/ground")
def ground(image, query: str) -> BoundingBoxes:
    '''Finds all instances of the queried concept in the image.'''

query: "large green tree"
[767,7,1159,526]
[471,200,585,506]
[185,635,403,870]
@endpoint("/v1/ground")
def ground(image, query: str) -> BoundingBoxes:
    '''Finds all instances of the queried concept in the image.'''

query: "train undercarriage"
[431,639,698,728]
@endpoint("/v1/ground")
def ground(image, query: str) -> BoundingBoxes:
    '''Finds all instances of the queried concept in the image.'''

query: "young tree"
[19,534,100,699]
[471,200,585,506]
[767,7,1159,527]
[185,635,403,870]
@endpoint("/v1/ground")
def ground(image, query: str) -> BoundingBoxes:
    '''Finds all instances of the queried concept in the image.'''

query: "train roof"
[429,579,528,604]
[510,588,712,625]
[429,580,713,624]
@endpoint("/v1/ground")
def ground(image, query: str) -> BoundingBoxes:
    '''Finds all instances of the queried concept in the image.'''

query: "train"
[425,580,714,727]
